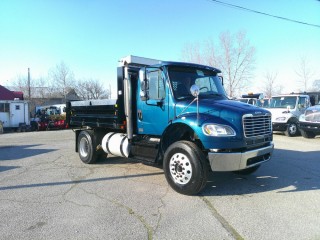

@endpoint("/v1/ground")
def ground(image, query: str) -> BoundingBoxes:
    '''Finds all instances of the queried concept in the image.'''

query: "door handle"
[137,110,143,120]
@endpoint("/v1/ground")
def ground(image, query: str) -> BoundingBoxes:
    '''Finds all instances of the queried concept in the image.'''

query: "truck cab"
[266,94,310,136]
[236,93,264,106]
[67,56,274,195]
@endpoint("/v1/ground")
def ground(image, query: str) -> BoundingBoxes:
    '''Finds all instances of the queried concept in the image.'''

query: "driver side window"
[146,69,165,100]
[299,97,307,108]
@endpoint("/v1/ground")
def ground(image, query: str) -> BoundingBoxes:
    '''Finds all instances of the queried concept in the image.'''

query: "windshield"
[238,98,249,103]
[268,96,297,109]
[167,66,227,100]
[45,107,61,115]
[256,99,269,107]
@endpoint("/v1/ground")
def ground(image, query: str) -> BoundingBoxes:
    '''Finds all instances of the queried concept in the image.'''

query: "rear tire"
[163,141,208,195]
[78,130,100,164]
[300,129,316,139]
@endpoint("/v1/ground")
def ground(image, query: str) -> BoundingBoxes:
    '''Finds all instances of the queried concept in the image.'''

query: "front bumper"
[299,122,320,133]
[272,122,287,131]
[208,142,274,171]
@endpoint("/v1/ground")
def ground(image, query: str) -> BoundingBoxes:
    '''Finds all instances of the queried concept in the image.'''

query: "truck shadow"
[0,166,20,173]
[202,148,320,196]
[0,172,164,191]
[1,148,318,196]
[0,144,57,161]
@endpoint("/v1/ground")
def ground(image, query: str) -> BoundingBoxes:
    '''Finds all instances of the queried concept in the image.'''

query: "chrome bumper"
[208,142,274,171]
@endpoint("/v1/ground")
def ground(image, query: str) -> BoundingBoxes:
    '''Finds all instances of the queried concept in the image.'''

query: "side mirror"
[258,93,264,100]
[190,85,200,97]
[286,106,291,112]
[139,68,148,101]
[139,68,145,82]
[218,76,224,85]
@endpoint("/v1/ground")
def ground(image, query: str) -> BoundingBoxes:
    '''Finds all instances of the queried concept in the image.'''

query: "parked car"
[299,105,320,138]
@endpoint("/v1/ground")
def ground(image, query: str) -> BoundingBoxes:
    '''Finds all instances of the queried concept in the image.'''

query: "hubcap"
[169,153,192,185]
[289,123,297,134]
[79,138,89,158]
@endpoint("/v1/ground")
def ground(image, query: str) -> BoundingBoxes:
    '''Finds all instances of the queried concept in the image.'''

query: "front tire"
[163,141,208,195]
[284,122,298,137]
[300,129,316,138]
[78,130,100,164]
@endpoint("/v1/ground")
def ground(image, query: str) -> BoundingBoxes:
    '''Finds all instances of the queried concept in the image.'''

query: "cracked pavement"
[0,130,320,240]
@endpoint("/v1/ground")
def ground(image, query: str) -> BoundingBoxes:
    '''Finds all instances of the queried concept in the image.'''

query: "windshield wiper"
[200,93,226,98]
[177,95,194,100]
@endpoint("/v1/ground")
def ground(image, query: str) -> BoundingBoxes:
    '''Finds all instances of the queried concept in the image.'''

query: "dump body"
[67,99,124,130]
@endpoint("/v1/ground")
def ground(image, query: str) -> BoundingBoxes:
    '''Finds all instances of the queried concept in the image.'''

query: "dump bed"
[66,99,126,130]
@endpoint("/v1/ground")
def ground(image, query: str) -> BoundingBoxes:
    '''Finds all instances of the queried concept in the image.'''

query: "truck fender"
[160,122,202,157]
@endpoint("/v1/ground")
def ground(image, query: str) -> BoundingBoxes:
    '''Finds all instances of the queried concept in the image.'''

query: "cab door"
[137,68,168,136]
[297,96,308,114]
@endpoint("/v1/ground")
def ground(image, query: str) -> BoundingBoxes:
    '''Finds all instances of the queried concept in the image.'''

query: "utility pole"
[28,68,31,100]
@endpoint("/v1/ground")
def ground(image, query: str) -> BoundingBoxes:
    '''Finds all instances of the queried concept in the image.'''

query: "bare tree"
[203,38,219,67]
[181,39,219,71]
[296,56,314,92]
[10,74,48,99]
[74,78,109,100]
[312,79,320,91]
[260,71,282,98]
[219,31,255,97]
[10,75,29,98]
[181,31,255,98]
[49,62,74,100]
[181,41,205,65]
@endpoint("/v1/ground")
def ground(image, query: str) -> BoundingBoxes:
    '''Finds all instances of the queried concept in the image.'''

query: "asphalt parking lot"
[0,130,319,240]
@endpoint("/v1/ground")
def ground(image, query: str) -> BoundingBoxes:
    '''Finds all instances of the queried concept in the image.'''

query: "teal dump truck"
[66,55,274,195]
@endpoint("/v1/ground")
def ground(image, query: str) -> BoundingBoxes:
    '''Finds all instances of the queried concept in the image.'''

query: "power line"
[207,0,320,29]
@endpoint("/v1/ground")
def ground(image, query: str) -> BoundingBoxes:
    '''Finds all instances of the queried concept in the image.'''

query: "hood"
[175,98,270,126]
[267,108,288,114]
[305,105,320,115]
[304,105,320,122]
[177,98,268,113]
[267,107,298,121]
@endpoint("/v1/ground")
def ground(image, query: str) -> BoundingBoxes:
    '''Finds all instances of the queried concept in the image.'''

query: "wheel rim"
[79,137,89,158]
[289,123,297,135]
[169,153,192,185]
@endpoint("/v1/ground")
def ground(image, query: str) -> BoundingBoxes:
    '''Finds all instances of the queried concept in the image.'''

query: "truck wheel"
[300,129,316,139]
[233,165,260,175]
[163,141,208,195]
[78,130,99,164]
[284,122,298,137]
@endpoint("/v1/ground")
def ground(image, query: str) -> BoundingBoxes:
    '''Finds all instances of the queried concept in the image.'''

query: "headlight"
[299,115,305,121]
[203,124,236,137]
[275,117,287,121]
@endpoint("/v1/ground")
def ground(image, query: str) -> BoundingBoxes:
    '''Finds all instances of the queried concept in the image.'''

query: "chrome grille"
[243,114,272,138]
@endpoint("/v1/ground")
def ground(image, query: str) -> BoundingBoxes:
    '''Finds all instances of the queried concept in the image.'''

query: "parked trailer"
[0,100,30,131]
[66,55,274,195]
